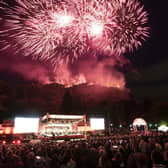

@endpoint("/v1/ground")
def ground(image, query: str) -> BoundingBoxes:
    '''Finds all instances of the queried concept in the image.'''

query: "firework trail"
[0,0,149,66]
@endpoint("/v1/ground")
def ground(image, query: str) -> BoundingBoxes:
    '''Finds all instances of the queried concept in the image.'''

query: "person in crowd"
[0,132,167,168]
[127,152,149,168]
[151,150,166,168]
[163,142,168,167]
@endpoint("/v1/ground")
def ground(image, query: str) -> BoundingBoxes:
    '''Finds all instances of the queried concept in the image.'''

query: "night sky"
[0,0,167,101]
[126,0,168,101]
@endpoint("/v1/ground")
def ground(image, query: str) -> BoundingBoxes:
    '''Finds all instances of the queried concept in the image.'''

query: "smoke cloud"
[0,52,131,90]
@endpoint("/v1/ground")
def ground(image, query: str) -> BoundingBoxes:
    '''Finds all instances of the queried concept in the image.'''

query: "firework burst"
[0,0,149,66]
[110,0,149,53]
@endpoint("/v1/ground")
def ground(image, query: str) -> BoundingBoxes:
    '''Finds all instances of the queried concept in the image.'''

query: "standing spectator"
[163,143,168,167]
[127,153,149,168]
[151,150,166,168]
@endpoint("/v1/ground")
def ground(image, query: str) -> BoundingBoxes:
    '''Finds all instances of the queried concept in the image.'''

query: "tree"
[59,90,72,114]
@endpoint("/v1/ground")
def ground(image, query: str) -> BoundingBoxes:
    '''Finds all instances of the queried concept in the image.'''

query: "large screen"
[90,118,105,130]
[14,117,39,133]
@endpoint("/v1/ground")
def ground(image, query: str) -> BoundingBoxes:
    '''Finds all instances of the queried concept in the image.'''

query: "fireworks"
[0,0,149,66]
[110,0,149,53]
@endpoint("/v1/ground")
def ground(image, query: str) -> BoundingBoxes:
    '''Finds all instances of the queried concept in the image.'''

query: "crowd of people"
[0,132,168,168]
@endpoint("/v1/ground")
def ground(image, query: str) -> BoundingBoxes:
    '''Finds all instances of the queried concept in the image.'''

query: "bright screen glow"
[14,117,39,133]
[90,118,105,130]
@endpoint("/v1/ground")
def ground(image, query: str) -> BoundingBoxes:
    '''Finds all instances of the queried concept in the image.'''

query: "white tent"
[132,118,148,132]
[158,125,168,132]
